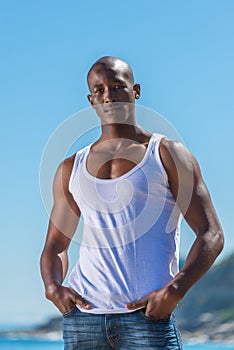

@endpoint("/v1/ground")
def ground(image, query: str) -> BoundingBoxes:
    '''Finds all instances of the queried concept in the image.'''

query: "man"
[40,56,224,349]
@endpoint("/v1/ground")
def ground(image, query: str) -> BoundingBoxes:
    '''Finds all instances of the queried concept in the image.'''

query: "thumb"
[126,297,147,310]
[73,292,92,309]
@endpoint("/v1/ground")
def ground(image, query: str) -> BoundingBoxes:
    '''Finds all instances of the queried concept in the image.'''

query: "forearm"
[169,227,224,300]
[40,246,91,312]
[40,247,67,295]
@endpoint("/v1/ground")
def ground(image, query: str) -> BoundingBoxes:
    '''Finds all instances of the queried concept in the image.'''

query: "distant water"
[185,344,234,350]
[0,339,234,350]
[0,339,63,349]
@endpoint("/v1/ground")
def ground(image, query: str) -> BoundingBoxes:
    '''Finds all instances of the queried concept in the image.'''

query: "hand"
[126,286,179,320]
[46,284,91,315]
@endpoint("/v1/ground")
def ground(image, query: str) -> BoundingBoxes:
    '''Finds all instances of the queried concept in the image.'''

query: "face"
[87,64,140,124]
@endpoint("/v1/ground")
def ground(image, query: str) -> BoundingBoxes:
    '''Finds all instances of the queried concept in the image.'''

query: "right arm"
[40,156,91,314]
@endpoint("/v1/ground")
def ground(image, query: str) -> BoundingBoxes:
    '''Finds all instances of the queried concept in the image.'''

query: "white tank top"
[68,133,182,313]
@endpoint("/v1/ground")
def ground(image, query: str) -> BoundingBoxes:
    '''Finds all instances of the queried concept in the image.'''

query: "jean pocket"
[138,309,172,323]
[62,306,77,317]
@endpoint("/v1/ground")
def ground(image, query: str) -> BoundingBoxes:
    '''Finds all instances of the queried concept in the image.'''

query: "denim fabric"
[62,307,183,349]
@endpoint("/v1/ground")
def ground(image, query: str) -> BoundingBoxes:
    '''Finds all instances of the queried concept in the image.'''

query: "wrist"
[45,282,61,299]
[165,279,185,302]
[166,271,190,301]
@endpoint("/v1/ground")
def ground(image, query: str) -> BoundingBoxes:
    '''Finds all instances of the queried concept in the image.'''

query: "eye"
[114,85,125,90]
[94,88,104,94]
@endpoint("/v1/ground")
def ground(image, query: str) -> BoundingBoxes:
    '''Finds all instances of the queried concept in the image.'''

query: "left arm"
[126,139,224,319]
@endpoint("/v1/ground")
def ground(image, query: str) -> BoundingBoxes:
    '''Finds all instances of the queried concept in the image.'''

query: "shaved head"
[87,56,134,89]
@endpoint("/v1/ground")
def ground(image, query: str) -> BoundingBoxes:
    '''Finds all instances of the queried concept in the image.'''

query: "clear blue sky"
[1,0,233,326]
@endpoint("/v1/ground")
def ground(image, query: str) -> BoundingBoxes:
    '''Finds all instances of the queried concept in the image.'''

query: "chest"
[86,144,149,179]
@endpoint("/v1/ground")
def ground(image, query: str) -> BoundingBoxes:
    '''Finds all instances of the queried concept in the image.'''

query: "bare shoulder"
[159,138,201,178]
[53,154,76,195]
[60,154,76,177]
[51,153,80,233]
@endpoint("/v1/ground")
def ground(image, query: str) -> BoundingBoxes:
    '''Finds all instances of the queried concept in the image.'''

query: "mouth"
[103,104,123,113]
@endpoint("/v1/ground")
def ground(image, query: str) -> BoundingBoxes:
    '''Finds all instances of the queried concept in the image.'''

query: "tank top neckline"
[82,133,156,183]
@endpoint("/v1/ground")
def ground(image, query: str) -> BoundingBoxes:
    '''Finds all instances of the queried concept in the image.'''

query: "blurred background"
[0,0,233,339]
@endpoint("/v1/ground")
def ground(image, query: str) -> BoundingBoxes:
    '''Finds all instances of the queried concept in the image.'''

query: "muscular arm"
[127,139,224,318]
[40,156,91,314]
[160,139,224,297]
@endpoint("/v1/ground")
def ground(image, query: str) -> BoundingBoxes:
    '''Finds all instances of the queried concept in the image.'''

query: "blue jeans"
[62,307,183,349]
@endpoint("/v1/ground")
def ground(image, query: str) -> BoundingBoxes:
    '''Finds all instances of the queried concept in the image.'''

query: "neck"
[100,122,141,141]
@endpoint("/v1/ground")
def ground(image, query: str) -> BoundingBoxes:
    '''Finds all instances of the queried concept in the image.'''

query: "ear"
[133,83,140,99]
[87,94,93,105]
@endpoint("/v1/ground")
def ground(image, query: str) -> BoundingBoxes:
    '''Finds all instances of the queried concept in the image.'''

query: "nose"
[104,88,116,103]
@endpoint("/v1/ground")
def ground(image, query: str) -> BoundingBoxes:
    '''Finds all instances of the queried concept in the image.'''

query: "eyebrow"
[112,79,126,84]
[93,84,104,89]
[93,80,125,89]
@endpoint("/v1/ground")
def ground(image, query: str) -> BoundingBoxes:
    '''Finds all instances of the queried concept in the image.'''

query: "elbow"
[39,249,45,270]
[202,225,224,258]
[216,228,224,255]
[209,225,224,257]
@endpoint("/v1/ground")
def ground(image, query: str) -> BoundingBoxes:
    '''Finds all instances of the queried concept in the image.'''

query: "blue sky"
[1,1,234,326]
